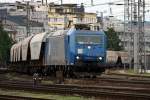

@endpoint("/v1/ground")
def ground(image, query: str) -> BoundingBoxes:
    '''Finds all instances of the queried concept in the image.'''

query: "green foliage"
[0,25,13,64]
[105,27,123,51]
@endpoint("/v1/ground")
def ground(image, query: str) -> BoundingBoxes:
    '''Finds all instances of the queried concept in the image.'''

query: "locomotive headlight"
[76,56,80,60]
[99,57,102,60]
[87,46,91,49]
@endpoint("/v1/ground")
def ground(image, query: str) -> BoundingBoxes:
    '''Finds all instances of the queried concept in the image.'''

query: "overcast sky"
[1,0,150,21]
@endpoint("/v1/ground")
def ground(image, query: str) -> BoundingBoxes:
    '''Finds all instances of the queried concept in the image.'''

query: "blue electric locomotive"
[44,24,107,74]
[67,28,106,65]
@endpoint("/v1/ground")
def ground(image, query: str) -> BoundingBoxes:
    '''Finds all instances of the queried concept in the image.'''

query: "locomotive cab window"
[76,35,102,44]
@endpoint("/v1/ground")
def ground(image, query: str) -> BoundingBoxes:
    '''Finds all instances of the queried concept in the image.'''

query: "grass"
[0,88,94,100]
[125,69,150,75]
[112,69,150,76]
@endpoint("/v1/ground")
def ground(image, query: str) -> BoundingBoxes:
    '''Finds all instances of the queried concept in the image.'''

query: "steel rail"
[0,94,54,100]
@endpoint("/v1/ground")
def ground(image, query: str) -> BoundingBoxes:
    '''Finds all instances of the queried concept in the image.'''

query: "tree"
[0,24,13,66]
[105,27,123,51]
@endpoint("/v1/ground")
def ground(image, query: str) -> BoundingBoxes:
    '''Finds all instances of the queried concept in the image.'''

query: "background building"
[0,1,100,42]
[48,3,97,30]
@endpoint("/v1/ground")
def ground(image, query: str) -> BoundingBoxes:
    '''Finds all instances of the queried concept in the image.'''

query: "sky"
[0,0,150,21]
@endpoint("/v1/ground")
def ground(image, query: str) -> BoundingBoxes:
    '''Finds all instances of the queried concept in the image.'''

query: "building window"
[64,9,67,13]
[67,9,70,13]
[19,38,23,41]
[49,18,55,22]
[54,18,57,22]
[56,8,63,13]
[57,18,63,22]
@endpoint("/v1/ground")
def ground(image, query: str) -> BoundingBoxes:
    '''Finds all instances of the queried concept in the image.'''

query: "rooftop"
[6,15,43,27]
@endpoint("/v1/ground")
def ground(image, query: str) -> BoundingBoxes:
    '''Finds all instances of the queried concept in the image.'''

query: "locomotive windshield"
[76,35,101,44]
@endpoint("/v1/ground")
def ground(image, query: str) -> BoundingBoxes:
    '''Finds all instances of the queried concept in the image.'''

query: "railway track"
[0,72,150,88]
[1,80,150,94]
[1,76,150,88]
[0,80,150,100]
[0,94,53,100]
[105,72,150,79]
[65,76,150,88]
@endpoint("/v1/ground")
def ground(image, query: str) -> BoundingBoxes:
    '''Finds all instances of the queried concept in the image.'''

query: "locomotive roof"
[47,30,69,37]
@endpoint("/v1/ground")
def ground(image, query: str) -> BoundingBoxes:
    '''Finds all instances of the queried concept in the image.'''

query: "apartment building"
[48,3,97,30]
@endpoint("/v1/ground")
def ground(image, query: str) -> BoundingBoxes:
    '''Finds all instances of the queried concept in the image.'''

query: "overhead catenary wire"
[83,0,124,8]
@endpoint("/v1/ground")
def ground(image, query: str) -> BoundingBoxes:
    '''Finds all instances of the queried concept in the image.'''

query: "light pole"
[96,11,104,30]
[61,0,63,5]
[26,1,30,37]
